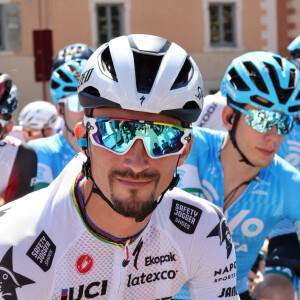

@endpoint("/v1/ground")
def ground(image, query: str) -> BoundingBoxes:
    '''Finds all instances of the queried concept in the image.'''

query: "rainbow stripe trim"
[72,172,147,248]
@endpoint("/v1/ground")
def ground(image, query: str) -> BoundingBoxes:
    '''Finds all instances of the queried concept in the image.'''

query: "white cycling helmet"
[78,34,204,124]
[19,101,58,130]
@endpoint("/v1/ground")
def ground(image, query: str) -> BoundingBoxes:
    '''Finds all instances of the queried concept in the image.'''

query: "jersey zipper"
[122,239,130,267]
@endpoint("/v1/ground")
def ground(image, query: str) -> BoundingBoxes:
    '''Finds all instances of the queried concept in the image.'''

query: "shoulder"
[28,133,61,154]
[158,188,226,236]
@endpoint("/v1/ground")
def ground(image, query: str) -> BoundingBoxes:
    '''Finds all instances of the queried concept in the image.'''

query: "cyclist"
[252,37,300,300]
[8,100,58,143]
[28,59,86,190]
[51,43,95,133]
[0,73,37,205]
[193,91,227,131]
[0,34,239,299]
[175,51,300,300]
[52,42,94,71]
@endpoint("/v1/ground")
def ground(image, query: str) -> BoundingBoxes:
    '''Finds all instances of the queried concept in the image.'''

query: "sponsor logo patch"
[26,230,56,272]
[218,286,238,298]
[61,280,108,299]
[76,254,93,274]
[207,204,233,259]
[169,200,202,234]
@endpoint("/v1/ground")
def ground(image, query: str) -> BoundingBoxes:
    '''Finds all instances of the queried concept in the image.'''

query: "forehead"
[91,107,182,125]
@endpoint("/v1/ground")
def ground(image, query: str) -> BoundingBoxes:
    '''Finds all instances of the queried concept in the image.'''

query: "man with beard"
[0,35,239,299]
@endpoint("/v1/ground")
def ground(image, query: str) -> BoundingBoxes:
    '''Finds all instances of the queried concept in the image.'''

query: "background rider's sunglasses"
[80,116,192,159]
[59,95,83,112]
[230,103,294,136]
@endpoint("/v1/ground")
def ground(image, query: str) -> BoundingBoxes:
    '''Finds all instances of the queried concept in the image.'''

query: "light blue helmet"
[221,51,300,115]
[50,59,87,103]
[287,35,300,68]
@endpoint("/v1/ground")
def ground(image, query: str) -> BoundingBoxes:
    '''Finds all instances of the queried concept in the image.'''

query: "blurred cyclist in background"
[28,58,88,190]
[51,43,95,132]
[7,100,57,143]
[252,36,300,300]
[175,51,300,300]
[0,73,37,205]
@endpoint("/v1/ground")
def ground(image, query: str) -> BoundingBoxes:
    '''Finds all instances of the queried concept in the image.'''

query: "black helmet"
[52,43,94,71]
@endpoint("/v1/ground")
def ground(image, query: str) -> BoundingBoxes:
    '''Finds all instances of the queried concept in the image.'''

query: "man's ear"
[75,122,89,154]
[222,105,235,131]
[178,134,194,166]
[55,103,64,117]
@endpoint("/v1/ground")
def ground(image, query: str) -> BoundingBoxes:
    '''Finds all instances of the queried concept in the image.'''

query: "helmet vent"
[133,52,163,94]
[272,56,284,70]
[289,104,300,113]
[51,80,59,89]
[171,57,193,90]
[250,96,273,108]
[182,101,199,109]
[100,46,118,82]
[288,69,297,88]
[244,62,269,94]
[82,86,100,97]
[63,87,77,92]
[56,70,72,83]
[228,68,250,91]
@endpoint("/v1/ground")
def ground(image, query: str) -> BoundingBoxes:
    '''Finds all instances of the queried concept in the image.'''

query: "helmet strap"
[228,112,256,167]
[60,103,75,137]
[81,148,181,223]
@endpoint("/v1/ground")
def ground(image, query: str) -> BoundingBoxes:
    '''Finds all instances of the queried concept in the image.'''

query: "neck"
[79,177,151,239]
[62,127,80,152]
[220,133,261,209]
[220,133,261,181]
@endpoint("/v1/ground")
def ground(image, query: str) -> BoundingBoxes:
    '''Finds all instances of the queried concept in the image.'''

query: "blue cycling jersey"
[176,127,300,294]
[277,122,300,171]
[28,132,77,190]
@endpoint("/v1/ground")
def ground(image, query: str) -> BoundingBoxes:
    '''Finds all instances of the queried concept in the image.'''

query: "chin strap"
[81,154,181,223]
[228,128,255,167]
[228,110,255,167]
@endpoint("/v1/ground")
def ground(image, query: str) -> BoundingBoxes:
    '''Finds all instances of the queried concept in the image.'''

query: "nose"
[122,139,150,173]
[265,125,280,140]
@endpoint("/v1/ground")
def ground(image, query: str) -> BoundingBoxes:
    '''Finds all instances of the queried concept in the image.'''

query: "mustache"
[110,169,160,181]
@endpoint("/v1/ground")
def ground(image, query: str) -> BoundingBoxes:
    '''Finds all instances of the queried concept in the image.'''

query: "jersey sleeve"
[5,143,37,203]
[188,203,239,299]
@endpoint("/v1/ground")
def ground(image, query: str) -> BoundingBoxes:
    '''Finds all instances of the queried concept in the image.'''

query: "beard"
[108,168,160,219]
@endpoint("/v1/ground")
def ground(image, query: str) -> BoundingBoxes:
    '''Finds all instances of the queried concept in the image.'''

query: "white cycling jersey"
[0,153,239,300]
[0,136,37,204]
[192,91,226,131]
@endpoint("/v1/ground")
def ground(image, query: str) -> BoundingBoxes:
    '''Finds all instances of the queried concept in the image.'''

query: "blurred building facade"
[0,0,299,117]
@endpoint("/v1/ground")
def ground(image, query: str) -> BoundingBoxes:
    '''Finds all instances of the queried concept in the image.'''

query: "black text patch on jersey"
[26,231,56,272]
[169,199,202,234]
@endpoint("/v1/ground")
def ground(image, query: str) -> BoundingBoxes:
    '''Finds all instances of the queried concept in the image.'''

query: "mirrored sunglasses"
[59,95,83,112]
[230,103,294,135]
[83,116,192,158]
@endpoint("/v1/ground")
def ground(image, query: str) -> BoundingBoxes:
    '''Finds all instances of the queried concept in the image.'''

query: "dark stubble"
[108,168,160,219]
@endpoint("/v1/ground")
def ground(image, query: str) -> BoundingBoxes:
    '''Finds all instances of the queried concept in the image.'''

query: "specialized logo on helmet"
[207,204,233,259]
[140,95,146,105]
[0,247,35,299]
[195,86,203,100]
[78,68,94,88]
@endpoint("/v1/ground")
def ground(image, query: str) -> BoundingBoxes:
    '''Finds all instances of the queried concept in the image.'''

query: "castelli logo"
[76,254,93,274]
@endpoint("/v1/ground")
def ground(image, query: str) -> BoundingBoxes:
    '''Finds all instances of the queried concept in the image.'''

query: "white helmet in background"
[19,101,58,130]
